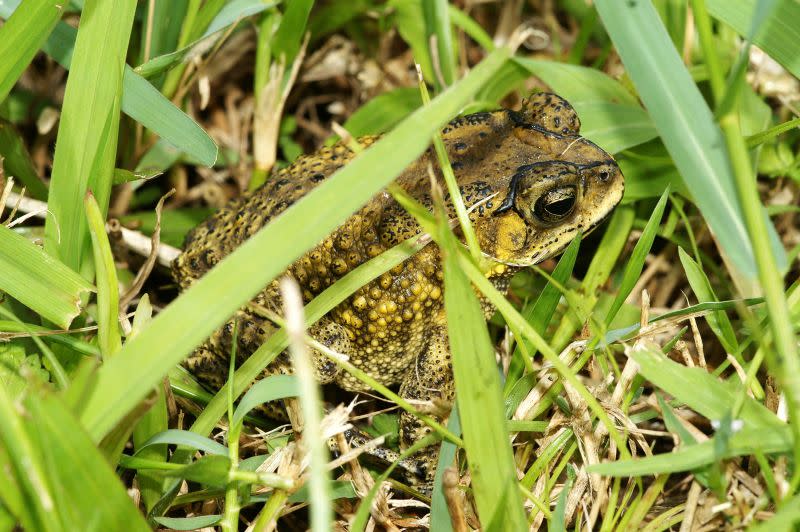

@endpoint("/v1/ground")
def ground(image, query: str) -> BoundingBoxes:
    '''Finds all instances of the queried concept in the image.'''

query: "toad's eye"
[533,186,577,224]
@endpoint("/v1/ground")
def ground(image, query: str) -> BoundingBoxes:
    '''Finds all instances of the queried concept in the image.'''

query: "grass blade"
[604,188,669,325]
[135,0,278,79]
[0,384,151,530]
[85,192,121,357]
[79,41,518,442]
[442,244,527,529]
[678,248,739,354]
[43,0,138,275]
[707,0,800,79]
[0,224,93,328]
[0,385,61,531]
[0,0,62,103]
[593,0,785,279]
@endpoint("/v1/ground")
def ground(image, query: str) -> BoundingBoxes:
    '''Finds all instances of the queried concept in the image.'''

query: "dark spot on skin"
[478,131,488,138]
[451,161,463,170]
[311,172,325,182]
[454,142,467,151]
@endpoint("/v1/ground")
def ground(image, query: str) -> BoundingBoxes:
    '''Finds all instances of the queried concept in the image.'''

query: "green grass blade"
[78,42,517,442]
[707,0,800,79]
[589,424,791,476]
[43,0,138,275]
[85,192,121,357]
[0,385,61,531]
[678,248,739,354]
[630,342,783,429]
[271,0,313,64]
[231,375,298,427]
[449,5,494,51]
[390,0,436,83]
[0,225,93,328]
[153,515,222,530]
[0,0,61,103]
[593,0,785,279]
[343,87,422,136]
[3,385,151,530]
[121,68,218,167]
[605,188,669,325]
[424,0,457,86]
[442,245,527,529]
[0,3,218,168]
[135,430,229,456]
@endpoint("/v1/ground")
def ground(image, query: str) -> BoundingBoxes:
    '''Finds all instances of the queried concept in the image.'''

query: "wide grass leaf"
[0,225,93,328]
[79,43,516,442]
[589,424,791,476]
[514,58,658,154]
[629,341,783,429]
[43,0,138,275]
[594,0,786,279]
[0,0,61,103]
[232,374,298,426]
[0,385,149,530]
[707,0,800,79]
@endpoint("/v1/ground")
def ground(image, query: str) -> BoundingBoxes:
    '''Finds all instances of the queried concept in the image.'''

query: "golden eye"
[533,186,576,224]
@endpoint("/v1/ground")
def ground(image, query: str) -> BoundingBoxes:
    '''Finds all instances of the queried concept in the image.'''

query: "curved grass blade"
[0,385,151,530]
[231,374,298,427]
[593,0,785,279]
[135,429,229,456]
[135,0,278,79]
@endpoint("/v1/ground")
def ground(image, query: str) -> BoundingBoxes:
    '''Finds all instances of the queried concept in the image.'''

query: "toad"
[173,92,624,485]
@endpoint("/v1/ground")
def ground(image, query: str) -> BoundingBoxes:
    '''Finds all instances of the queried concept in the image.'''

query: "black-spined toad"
[173,92,624,483]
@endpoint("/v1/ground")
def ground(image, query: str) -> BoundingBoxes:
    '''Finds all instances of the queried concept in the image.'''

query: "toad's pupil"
[546,197,575,216]
[599,171,609,181]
